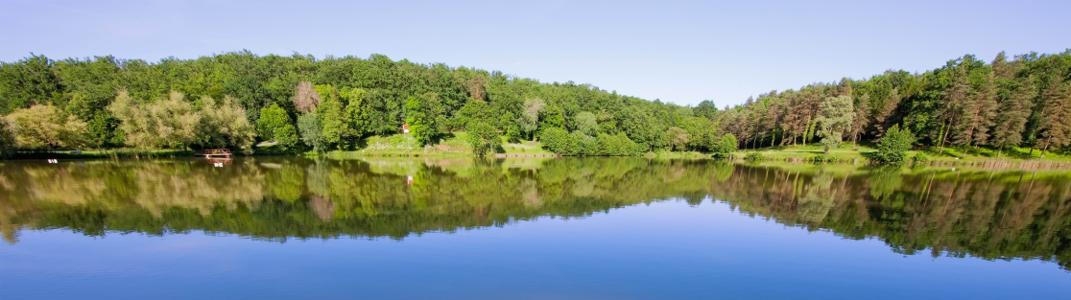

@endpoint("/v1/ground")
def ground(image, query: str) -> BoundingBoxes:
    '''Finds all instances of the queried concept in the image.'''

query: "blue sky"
[2,0,1069,106]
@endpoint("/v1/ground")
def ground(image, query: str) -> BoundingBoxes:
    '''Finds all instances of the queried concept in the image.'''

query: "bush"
[5,104,89,150]
[572,131,599,155]
[872,124,916,165]
[540,127,577,155]
[596,133,643,156]
[911,152,929,165]
[467,120,499,157]
[257,103,299,150]
[543,128,644,156]
[745,152,764,161]
[710,134,738,159]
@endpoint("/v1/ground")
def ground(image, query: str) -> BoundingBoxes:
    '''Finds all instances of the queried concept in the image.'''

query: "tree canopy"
[0,50,1069,155]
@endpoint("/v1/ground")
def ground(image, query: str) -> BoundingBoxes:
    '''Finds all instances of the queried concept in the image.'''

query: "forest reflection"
[0,157,1068,270]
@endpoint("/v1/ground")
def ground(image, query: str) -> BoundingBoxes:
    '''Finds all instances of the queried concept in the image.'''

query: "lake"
[0,157,1068,299]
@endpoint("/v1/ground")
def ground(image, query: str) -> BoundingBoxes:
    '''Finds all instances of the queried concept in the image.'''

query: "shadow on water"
[0,157,1068,270]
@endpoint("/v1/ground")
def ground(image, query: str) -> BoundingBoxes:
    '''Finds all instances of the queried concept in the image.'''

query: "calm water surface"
[0,158,1069,299]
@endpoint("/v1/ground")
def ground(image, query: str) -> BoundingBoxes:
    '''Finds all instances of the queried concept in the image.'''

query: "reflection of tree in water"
[709,166,1071,271]
[0,158,1068,270]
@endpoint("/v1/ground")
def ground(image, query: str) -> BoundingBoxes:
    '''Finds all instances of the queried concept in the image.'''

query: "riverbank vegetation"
[1,50,1070,165]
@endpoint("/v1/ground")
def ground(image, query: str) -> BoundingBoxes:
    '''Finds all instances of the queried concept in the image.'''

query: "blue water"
[2,199,1067,299]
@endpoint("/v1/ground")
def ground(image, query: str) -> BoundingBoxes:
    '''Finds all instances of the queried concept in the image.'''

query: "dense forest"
[0,50,1069,156]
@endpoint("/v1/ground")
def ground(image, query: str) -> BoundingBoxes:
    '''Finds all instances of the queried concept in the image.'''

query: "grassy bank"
[732,144,1071,171]
[311,132,556,160]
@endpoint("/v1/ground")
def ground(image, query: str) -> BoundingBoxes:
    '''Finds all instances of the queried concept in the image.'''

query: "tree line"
[0,51,736,156]
[0,50,1069,157]
[715,51,1071,154]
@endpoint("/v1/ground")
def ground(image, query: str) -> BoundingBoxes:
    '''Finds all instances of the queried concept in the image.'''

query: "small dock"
[200,148,232,159]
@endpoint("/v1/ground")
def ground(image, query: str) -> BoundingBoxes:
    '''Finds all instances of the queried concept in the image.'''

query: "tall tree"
[951,66,998,146]
[1037,80,1071,151]
[991,77,1036,149]
[405,93,441,146]
[519,98,545,140]
[816,96,855,152]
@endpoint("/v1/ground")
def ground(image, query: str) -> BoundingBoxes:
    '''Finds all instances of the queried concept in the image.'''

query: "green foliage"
[710,134,738,158]
[317,85,353,149]
[405,93,441,146]
[297,112,327,152]
[816,95,855,153]
[3,50,1069,155]
[539,127,576,155]
[197,96,256,152]
[596,133,643,156]
[666,127,690,151]
[4,104,88,150]
[108,90,201,149]
[519,98,545,139]
[745,152,763,161]
[873,124,916,164]
[574,111,598,136]
[542,128,642,156]
[256,103,299,150]
[0,118,13,156]
[466,120,498,157]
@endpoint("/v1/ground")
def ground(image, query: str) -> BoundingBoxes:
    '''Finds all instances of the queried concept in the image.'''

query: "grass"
[316,132,555,159]
[644,150,708,160]
[5,148,193,159]
[729,143,1071,171]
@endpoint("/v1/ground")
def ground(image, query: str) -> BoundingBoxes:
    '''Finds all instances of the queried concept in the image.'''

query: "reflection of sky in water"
[2,200,1067,299]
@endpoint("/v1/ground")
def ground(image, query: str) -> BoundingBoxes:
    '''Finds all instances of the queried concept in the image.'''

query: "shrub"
[596,133,643,156]
[711,134,738,159]
[467,120,499,157]
[911,152,929,165]
[539,127,577,155]
[5,104,89,150]
[745,152,763,161]
[872,124,916,165]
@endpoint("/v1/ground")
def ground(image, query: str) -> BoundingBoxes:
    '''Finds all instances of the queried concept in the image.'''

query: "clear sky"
[2,0,1069,107]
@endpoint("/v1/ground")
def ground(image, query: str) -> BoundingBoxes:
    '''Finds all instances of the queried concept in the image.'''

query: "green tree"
[711,134,738,158]
[574,111,598,136]
[405,93,441,146]
[466,120,498,157]
[519,98,545,139]
[256,103,299,150]
[197,96,256,151]
[316,85,352,149]
[666,127,690,151]
[694,100,719,120]
[108,91,201,149]
[539,127,576,155]
[297,112,326,152]
[4,104,88,150]
[991,77,1035,149]
[816,95,855,153]
[1037,80,1071,151]
[596,133,642,155]
[873,124,916,164]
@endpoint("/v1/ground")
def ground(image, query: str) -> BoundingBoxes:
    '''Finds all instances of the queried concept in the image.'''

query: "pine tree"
[1037,80,1071,151]
[991,77,1035,149]
[952,66,998,146]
